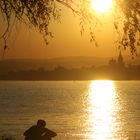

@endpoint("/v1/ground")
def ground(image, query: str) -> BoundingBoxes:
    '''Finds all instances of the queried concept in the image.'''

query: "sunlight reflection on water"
[87,80,118,140]
[0,81,139,140]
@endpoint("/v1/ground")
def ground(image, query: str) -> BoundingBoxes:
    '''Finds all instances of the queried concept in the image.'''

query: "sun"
[92,0,113,13]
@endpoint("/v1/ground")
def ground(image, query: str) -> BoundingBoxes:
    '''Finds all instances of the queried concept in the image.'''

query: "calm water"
[0,81,140,140]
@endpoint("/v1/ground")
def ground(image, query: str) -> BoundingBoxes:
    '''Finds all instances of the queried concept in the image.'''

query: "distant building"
[109,51,125,67]
[118,51,124,67]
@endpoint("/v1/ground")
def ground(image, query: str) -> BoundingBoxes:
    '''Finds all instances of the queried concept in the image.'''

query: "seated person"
[24,120,57,140]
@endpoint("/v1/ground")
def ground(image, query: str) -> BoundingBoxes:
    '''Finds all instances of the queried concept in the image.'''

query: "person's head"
[37,120,46,128]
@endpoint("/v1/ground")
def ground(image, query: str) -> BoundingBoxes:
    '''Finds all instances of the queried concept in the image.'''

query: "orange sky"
[0,4,137,59]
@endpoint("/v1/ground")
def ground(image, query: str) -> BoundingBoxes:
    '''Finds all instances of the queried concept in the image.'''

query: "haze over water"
[0,81,139,140]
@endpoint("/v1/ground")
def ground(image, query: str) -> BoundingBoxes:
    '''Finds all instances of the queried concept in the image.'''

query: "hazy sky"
[0,3,136,59]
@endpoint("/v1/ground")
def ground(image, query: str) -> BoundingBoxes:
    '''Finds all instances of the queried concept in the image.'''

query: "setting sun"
[92,0,113,13]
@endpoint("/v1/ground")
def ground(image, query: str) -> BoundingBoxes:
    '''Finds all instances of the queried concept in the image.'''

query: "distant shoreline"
[0,79,140,81]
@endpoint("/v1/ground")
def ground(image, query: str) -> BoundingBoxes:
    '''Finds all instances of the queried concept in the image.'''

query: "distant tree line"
[1,63,140,80]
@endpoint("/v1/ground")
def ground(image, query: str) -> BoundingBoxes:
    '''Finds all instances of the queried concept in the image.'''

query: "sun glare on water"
[92,0,113,13]
[87,80,117,139]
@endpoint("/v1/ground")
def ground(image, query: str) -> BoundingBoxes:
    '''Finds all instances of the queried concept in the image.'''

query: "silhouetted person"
[24,120,57,140]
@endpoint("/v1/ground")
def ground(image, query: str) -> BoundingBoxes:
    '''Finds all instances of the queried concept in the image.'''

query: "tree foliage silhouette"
[0,0,140,55]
